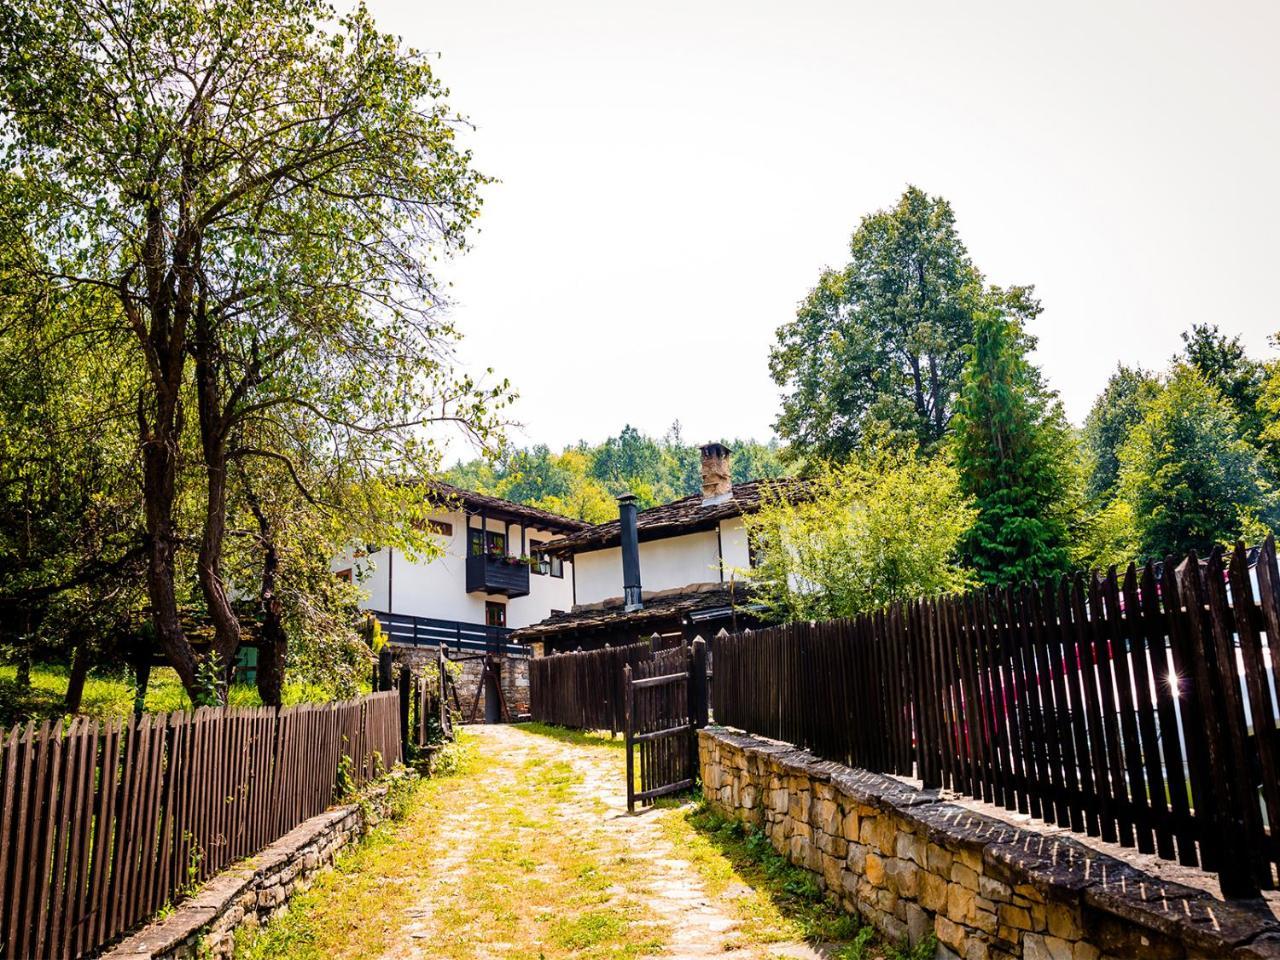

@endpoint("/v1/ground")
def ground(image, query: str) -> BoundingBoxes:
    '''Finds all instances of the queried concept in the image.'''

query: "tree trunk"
[64,640,90,714]
[141,414,198,694]
[13,656,30,689]
[193,305,241,695]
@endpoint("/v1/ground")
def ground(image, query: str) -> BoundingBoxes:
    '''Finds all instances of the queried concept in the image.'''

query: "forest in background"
[446,425,786,523]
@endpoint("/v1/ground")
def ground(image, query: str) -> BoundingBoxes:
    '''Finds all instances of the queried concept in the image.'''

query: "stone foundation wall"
[700,727,1280,960]
[390,644,530,721]
[102,776,404,960]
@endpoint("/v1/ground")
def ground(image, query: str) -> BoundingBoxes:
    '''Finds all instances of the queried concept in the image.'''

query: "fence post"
[398,666,412,757]
[377,647,393,691]
[624,663,635,814]
[690,637,709,729]
[689,637,708,789]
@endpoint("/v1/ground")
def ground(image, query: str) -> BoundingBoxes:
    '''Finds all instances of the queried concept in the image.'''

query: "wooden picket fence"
[714,538,1280,899]
[0,691,401,959]
[529,638,682,734]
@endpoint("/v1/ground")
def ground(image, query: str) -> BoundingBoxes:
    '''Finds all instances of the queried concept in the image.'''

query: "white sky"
[369,0,1280,453]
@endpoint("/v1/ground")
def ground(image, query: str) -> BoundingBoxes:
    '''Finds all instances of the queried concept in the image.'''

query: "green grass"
[514,721,627,750]
[0,663,364,727]
[235,736,477,960]
[665,802,936,960]
[235,728,664,960]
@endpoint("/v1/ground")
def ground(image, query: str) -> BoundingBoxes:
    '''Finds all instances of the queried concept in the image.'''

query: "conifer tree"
[952,304,1076,585]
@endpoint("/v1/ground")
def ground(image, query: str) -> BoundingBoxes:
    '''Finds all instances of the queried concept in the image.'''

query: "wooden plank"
[1227,542,1280,879]
[1254,536,1280,876]
[0,726,18,951]
[67,720,99,960]
[1100,568,1153,853]
[1121,564,1172,858]
[1159,558,1211,869]
[631,672,688,690]
[47,718,82,960]
[1198,549,1267,893]
[624,665,635,813]
[634,778,696,802]
[22,722,57,960]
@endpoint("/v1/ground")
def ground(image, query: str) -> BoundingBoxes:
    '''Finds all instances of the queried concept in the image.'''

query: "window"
[530,542,549,575]
[335,567,353,583]
[550,555,564,579]
[485,601,507,628]
[468,528,506,557]
[427,519,453,536]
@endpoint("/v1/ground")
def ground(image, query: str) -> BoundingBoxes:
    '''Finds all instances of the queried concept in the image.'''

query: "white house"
[336,483,586,650]
[512,443,807,653]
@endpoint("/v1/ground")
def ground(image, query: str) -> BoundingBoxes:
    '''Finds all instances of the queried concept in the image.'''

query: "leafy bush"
[741,449,975,622]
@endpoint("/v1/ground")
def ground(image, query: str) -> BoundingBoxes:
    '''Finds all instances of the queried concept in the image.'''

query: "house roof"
[510,583,755,641]
[428,482,589,536]
[542,477,809,556]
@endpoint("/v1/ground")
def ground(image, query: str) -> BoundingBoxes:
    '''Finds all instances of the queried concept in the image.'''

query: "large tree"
[770,186,1034,459]
[0,0,501,700]
[1116,366,1276,559]
[951,303,1078,586]
[1180,323,1267,442]
[1081,364,1161,501]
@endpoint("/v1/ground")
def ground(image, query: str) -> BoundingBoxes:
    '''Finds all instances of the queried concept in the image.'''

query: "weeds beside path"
[237,724,895,960]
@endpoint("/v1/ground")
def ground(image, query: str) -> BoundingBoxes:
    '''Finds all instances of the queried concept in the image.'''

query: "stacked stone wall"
[700,727,1280,960]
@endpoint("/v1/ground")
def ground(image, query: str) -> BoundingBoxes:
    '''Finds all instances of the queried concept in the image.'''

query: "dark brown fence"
[713,539,1280,899]
[529,639,684,734]
[0,691,401,959]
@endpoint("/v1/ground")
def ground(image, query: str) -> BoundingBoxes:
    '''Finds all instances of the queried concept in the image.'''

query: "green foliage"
[192,654,225,708]
[683,802,865,946]
[0,663,368,726]
[888,933,938,960]
[951,305,1078,586]
[741,450,975,622]
[447,424,786,518]
[1260,333,1280,469]
[334,752,356,802]
[1082,365,1161,501]
[771,186,1034,460]
[1180,323,1267,442]
[1114,365,1277,559]
[0,0,503,700]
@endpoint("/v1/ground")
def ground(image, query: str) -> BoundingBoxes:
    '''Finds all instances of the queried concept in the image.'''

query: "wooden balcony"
[466,554,531,598]
[370,611,526,657]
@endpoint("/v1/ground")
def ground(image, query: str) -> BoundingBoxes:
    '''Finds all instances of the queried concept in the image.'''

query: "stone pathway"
[379,724,828,960]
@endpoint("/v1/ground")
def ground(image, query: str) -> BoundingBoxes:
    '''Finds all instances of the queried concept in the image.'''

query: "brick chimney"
[700,442,733,504]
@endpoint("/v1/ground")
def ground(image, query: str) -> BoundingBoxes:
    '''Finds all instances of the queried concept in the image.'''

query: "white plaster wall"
[574,529,725,605]
[334,509,574,629]
[718,517,752,578]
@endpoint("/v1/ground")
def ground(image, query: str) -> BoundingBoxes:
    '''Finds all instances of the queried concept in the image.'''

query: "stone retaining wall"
[700,727,1280,960]
[101,775,406,960]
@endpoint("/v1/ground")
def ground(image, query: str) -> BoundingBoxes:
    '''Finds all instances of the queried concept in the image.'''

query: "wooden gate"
[623,638,708,812]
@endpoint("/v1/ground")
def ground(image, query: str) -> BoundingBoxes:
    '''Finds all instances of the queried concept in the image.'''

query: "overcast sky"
[369,0,1280,454]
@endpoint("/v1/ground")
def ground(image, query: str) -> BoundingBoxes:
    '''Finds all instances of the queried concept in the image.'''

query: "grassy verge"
[234,735,478,960]
[664,801,936,960]
[514,721,626,750]
[0,663,366,726]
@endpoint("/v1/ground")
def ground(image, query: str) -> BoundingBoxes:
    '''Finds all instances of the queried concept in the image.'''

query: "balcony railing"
[465,553,531,598]
[370,610,529,658]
